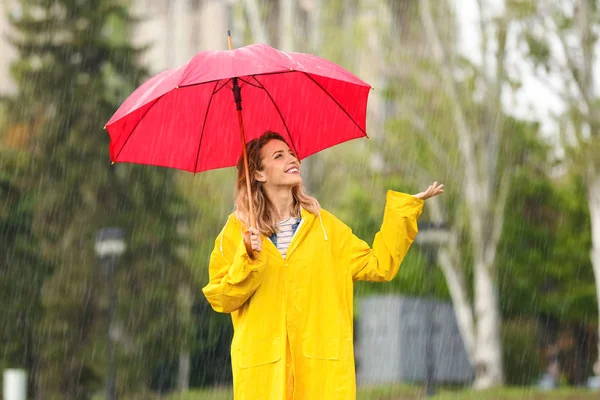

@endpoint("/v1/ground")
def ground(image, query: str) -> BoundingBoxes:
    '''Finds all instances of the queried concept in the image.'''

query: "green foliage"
[3,0,194,397]
[498,168,594,322]
[171,384,600,400]
[0,151,52,385]
[502,320,543,385]
[524,32,551,71]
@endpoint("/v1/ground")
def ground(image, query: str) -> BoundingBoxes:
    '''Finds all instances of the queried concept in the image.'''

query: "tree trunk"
[438,247,476,364]
[177,350,191,392]
[428,199,477,365]
[176,281,192,392]
[279,0,295,51]
[245,0,268,43]
[357,0,391,140]
[473,258,504,387]
[419,0,505,388]
[587,172,600,375]
[169,0,189,66]
[176,219,192,392]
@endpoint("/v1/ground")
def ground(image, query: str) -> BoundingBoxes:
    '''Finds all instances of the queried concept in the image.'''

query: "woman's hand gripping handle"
[243,227,262,260]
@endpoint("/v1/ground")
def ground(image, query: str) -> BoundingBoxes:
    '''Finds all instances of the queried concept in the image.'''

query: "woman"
[202,131,443,399]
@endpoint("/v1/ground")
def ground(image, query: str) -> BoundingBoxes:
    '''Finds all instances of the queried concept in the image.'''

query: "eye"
[274,154,282,159]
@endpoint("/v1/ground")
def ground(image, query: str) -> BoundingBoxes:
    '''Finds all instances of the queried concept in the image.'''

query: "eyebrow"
[271,149,295,157]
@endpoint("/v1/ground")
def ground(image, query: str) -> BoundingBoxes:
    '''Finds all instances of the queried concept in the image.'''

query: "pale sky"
[453,0,565,135]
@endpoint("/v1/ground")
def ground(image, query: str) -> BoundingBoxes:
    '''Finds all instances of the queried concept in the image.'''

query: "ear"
[255,171,266,182]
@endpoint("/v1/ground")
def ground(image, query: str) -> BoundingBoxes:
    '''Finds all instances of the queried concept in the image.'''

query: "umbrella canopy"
[105,43,371,173]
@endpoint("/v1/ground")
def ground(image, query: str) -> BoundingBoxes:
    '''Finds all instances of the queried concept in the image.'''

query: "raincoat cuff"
[386,190,425,214]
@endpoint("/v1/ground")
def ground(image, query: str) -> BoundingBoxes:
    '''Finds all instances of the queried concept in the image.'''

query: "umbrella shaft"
[236,109,256,228]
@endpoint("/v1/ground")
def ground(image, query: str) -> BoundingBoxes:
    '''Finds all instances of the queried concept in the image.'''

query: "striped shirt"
[271,216,301,259]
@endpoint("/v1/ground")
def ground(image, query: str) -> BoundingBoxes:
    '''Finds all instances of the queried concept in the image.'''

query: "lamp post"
[95,228,126,400]
[415,222,450,398]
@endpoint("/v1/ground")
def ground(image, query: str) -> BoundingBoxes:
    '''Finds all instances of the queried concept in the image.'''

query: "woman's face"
[255,139,302,189]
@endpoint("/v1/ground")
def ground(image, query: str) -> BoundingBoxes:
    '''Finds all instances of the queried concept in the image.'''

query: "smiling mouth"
[286,167,299,174]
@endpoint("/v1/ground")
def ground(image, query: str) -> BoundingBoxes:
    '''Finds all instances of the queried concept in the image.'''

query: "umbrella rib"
[178,71,294,90]
[214,79,231,94]
[251,76,300,158]
[238,77,262,89]
[300,72,368,138]
[113,97,161,162]
[193,80,222,172]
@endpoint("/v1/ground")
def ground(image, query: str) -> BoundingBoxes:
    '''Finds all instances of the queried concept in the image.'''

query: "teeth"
[287,168,298,173]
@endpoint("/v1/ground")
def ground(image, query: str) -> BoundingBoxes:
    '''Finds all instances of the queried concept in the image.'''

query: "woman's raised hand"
[413,182,444,200]
[248,227,262,253]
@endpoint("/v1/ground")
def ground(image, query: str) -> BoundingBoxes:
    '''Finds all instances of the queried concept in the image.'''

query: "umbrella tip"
[103,125,107,129]
[111,161,115,166]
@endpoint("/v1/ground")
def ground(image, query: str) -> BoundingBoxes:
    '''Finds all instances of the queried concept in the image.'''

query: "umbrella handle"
[243,231,256,260]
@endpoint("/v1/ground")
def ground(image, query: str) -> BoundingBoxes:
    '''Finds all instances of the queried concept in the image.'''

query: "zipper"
[288,219,305,247]
[284,218,307,260]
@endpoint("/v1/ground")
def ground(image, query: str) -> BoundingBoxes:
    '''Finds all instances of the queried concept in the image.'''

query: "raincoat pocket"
[237,337,282,368]
[302,336,347,360]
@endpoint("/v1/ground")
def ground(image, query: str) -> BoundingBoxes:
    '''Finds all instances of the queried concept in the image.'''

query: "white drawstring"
[220,215,231,255]
[318,212,328,241]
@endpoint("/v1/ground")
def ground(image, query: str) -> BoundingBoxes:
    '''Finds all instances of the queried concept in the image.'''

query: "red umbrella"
[105,33,371,255]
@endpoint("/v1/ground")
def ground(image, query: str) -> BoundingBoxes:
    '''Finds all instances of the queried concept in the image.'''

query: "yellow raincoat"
[202,191,424,399]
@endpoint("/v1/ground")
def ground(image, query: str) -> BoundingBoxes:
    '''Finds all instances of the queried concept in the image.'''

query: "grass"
[431,387,599,400]
[167,384,600,400]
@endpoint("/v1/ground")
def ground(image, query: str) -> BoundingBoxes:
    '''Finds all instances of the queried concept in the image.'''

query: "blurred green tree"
[518,0,600,377]
[3,0,194,398]
[0,151,52,395]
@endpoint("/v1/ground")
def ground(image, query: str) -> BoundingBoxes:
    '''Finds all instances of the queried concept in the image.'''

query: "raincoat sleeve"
[202,226,268,313]
[343,190,424,282]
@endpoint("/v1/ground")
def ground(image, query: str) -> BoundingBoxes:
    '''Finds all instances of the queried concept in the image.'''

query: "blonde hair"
[234,131,320,237]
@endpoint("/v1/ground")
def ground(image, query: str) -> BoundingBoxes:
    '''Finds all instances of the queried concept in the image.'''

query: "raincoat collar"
[223,208,326,259]
[260,208,320,260]
[284,207,319,260]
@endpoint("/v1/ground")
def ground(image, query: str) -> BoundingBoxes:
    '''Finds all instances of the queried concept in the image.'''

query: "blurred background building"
[0,0,331,92]
[0,0,236,94]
